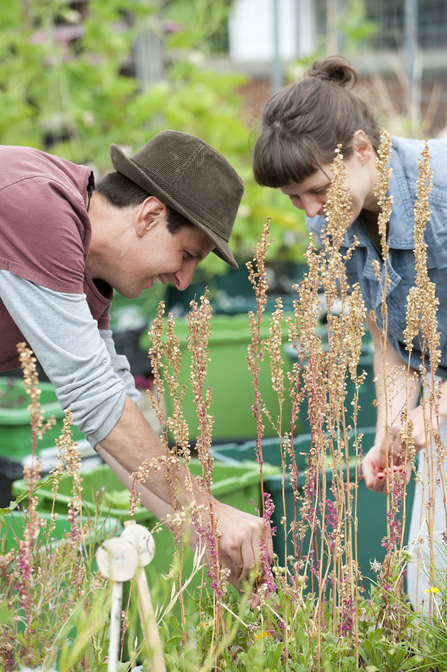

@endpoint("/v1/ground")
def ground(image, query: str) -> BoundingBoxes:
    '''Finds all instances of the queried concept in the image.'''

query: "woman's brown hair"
[252,56,381,188]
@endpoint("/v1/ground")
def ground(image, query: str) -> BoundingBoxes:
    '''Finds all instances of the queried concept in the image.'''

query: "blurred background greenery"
[0,0,309,276]
[2,0,445,274]
[2,0,446,372]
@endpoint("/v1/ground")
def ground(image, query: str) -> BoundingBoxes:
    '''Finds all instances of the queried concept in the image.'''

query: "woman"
[252,55,447,608]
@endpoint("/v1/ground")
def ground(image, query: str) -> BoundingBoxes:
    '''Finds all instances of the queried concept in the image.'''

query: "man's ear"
[352,129,373,165]
[135,196,167,237]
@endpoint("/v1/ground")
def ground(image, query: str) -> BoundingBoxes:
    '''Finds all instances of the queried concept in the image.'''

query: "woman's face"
[280,140,380,225]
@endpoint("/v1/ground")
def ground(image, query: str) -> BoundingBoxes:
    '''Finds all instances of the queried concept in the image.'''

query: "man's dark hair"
[96,171,193,234]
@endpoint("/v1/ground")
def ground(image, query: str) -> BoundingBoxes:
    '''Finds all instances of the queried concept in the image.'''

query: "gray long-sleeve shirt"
[0,269,140,447]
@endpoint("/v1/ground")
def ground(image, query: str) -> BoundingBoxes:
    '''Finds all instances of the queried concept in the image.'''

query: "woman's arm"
[367,315,420,446]
[362,315,420,492]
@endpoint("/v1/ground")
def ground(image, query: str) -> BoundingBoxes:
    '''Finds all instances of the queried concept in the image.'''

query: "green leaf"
[116,663,130,672]
[0,473,59,517]
[0,604,13,624]
[165,634,184,653]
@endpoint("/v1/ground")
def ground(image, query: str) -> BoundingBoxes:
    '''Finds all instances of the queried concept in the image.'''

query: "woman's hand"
[362,442,409,493]
[362,404,435,493]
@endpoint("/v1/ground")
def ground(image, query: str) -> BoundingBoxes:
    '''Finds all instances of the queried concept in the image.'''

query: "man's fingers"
[237,520,264,583]
[212,501,274,604]
[220,518,268,584]
[265,520,274,559]
[239,537,258,584]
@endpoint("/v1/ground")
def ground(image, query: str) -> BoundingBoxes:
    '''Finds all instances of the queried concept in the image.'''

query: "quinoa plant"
[0,345,123,671]
[136,131,442,671]
[2,135,447,671]
[402,140,447,616]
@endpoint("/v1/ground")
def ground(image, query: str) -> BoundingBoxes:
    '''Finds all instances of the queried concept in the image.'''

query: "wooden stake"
[122,520,166,672]
[96,537,138,672]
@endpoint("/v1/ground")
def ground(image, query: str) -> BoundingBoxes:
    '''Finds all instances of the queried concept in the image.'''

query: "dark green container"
[284,328,377,432]
[165,266,253,314]
[0,378,84,459]
[211,429,416,590]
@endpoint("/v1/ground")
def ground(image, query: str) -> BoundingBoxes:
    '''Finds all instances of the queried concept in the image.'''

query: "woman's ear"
[352,129,373,165]
[135,196,168,237]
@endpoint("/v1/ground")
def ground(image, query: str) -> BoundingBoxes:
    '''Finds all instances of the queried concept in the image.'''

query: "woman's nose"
[302,197,324,219]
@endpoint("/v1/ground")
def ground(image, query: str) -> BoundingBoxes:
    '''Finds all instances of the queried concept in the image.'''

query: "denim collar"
[343,147,416,252]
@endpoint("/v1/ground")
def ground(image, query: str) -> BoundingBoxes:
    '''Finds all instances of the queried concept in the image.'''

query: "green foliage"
[0,0,308,268]
[339,0,379,56]
[0,473,59,520]
[164,0,232,53]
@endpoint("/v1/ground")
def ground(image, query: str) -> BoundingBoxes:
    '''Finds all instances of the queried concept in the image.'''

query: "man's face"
[114,217,216,299]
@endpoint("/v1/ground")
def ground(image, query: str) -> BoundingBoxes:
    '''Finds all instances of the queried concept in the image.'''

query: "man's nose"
[174,260,199,291]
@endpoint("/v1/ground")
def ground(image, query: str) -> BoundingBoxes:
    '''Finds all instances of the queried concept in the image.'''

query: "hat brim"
[110,144,238,269]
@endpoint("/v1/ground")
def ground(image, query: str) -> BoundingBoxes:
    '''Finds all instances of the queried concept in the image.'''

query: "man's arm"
[96,439,267,601]
[0,271,270,591]
[98,395,270,589]
[0,271,129,442]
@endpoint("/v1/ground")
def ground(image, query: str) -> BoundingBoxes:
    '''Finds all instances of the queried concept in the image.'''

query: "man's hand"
[98,398,274,605]
[211,499,273,607]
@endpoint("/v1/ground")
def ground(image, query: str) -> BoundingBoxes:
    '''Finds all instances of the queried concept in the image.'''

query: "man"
[0,130,271,599]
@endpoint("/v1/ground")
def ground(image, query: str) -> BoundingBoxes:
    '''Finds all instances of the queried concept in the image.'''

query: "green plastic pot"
[0,378,84,459]
[1,510,123,573]
[12,459,262,523]
[142,313,295,442]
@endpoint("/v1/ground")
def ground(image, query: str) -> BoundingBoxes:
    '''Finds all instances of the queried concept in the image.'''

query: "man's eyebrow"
[187,246,215,260]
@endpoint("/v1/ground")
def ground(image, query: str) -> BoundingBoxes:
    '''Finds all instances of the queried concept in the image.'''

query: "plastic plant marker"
[96,536,138,672]
[122,520,166,672]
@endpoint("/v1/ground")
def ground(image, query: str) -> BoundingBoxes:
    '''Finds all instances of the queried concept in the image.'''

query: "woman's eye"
[315,188,327,195]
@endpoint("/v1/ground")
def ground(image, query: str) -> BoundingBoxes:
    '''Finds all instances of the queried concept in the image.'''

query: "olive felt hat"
[110,131,244,269]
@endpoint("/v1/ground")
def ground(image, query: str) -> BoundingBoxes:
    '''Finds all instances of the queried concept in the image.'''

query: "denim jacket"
[307,135,447,378]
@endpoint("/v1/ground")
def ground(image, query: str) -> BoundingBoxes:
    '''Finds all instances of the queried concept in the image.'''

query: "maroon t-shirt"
[0,146,112,370]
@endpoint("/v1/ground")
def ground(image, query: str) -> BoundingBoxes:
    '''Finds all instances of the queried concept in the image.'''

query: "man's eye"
[183,252,193,260]
[315,187,327,195]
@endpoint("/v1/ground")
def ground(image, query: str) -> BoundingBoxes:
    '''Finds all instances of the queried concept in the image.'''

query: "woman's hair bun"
[308,55,358,89]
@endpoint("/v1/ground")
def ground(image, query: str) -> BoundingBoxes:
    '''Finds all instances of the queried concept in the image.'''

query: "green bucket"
[0,377,84,459]
[142,313,295,442]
